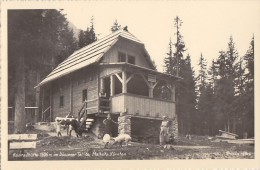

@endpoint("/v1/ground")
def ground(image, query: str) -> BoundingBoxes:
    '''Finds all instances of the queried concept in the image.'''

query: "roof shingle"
[37,29,143,87]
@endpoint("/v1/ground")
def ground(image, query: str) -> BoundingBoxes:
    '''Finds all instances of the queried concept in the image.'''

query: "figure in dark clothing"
[65,112,73,135]
[103,114,118,136]
[61,119,82,137]
[69,119,83,137]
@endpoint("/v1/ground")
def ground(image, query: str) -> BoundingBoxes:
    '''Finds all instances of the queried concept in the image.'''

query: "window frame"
[59,95,64,108]
[82,89,88,102]
[128,55,135,65]
[118,52,127,62]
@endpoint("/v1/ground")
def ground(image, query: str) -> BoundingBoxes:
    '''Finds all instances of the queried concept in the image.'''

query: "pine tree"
[195,53,209,135]
[78,30,85,49]
[178,54,197,134]
[111,19,121,32]
[164,39,175,75]
[208,60,218,93]
[231,57,246,135]
[197,53,207,91]
[242,36,254,137]
[163,16,196,135]
[173,16,185,77]
[77,16,97,49]
[213,36,239,133]
[8,9,78,132]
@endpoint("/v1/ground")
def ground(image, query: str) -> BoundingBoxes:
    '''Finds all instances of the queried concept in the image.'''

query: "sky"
[63,1,259,74]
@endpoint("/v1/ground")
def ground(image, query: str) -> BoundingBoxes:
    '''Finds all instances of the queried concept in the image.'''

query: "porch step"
[86,122,92,125]
[84,118,95,131]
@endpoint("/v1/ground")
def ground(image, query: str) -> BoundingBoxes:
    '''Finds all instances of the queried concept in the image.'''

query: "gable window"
[118,52,126,62]
[128,55,135,65]
[82,89,88,102]
[60,95,64,108]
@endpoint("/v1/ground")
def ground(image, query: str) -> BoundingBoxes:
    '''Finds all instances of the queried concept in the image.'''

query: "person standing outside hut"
[56,119,62,137]
[160,116,169,145]
[103,114,118,137]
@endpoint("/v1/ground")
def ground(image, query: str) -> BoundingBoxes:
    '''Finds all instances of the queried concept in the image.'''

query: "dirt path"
[8,131,254,160]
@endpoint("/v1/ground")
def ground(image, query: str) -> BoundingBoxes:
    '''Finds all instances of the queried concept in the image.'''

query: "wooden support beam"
[152,79,162,89]
[110,75,115,96]
[42,106,50,115]
[122,71,127,93]
[50,85,53,122]
[35,73,40,122]
[126,74,135,84]
[41,88,44,121]
[149,87,154,98]
[100,78,105,90]
[139,72,151,88]
[171,83,175,102]
[69,77,73,113]
[115,73,123,83]
[139,72,155,98]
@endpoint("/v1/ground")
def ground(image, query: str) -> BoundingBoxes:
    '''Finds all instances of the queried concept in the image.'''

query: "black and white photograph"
[1,0,260,169]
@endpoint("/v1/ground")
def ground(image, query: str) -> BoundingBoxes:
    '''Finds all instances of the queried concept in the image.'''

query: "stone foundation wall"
[118,114,131,135]
[91,114,178,143]
[168,117,178,140]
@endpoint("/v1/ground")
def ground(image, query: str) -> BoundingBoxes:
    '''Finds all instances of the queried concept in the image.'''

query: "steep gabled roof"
[37,29,155,87]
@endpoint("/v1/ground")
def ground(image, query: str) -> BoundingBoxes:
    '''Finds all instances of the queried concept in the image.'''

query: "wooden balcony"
[111,93,176,119]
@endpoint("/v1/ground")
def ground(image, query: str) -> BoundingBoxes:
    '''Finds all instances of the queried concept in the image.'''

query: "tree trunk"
[14,54,26,133]
[232,117,236,134]
[227,117,230,132]
[35,72,40,123]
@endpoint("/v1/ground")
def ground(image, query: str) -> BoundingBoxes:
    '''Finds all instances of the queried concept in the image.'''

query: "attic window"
[128,55,135,65]
[118,52,126,62]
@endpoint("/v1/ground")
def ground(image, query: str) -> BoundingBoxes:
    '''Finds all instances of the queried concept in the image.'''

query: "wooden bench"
[8,134,38,150]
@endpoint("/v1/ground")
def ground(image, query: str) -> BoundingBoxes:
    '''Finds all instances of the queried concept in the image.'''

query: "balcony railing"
[111,93,175,119]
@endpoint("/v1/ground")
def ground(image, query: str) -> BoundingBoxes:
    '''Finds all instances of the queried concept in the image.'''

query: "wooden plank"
[115,73,123,83]
[55,117,76,121]
[25,107,39,109]
[219,130,239,137]
[10,142,36,149]
[8,134,37,141]
[86,122,92,125]
[86,118,94,122]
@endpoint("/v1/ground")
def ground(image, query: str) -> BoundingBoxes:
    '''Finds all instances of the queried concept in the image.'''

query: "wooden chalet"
[36,29,180,140]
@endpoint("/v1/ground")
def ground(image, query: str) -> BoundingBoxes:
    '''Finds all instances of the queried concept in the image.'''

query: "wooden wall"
[52,76,71,117]
[111,93,176,119]
[101,38,153,69]
[52,66,99,118]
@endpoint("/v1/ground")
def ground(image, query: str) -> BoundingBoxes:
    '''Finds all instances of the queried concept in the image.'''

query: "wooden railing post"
[110,75,115,97]
[122,71,127,93]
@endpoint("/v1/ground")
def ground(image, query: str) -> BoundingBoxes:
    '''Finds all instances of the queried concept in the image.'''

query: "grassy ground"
[8,130,254,160]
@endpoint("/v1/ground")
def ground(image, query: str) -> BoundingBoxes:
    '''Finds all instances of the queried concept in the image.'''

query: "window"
[118,52,126,62]
[82,89,88,102]
[59,96,64,108]
[128,55,135,64]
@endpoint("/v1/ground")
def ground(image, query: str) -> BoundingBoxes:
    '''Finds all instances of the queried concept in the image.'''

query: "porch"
[99,63,179,118]
[111,93,175,119]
